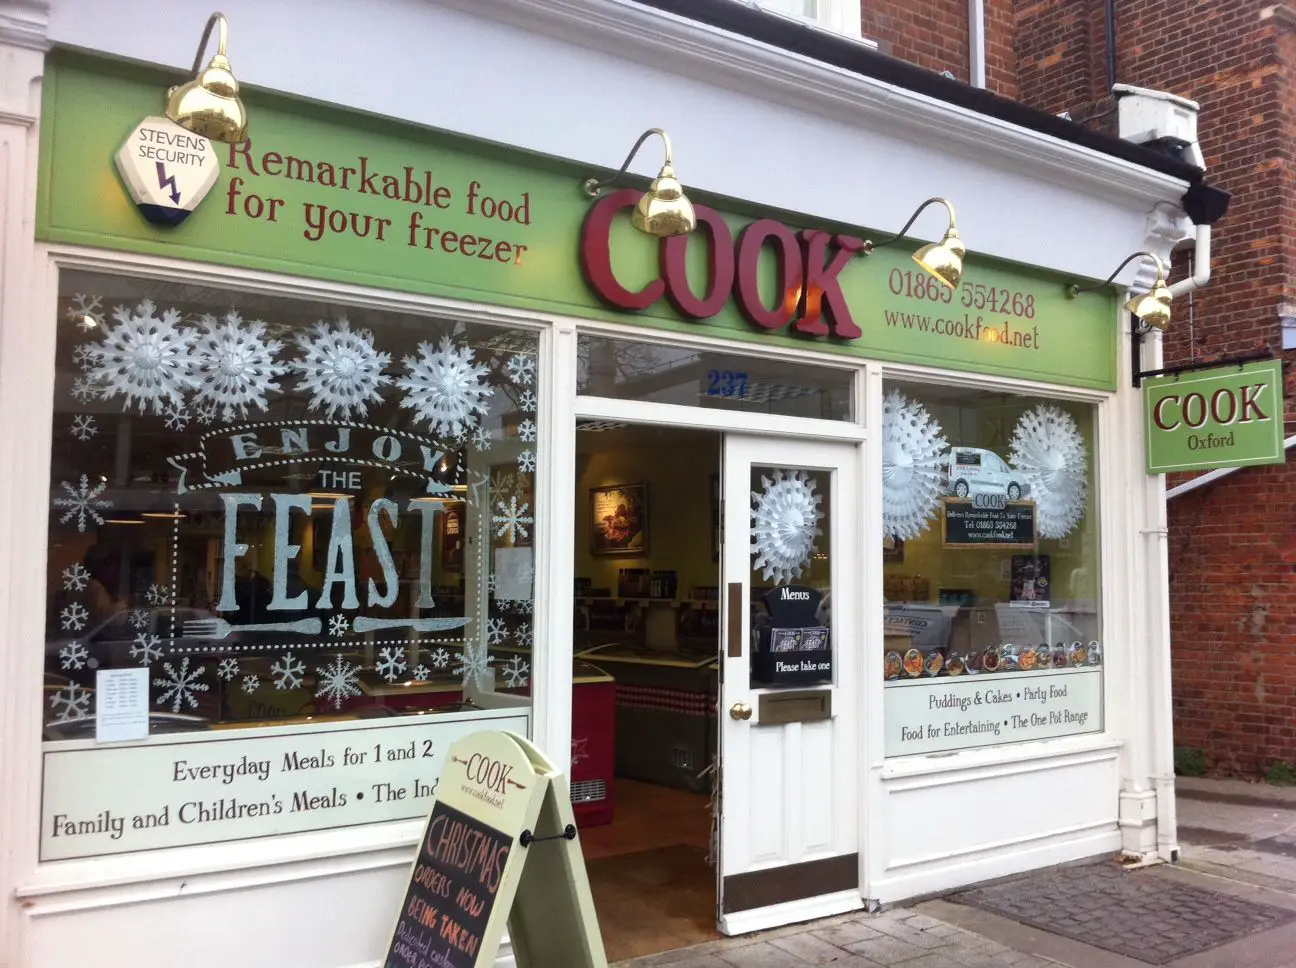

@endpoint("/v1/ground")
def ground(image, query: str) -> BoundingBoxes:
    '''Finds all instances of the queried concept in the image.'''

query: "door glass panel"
[748,465,833,688]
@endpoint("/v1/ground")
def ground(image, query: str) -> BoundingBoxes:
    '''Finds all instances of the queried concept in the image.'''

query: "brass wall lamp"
[165,12,248,143]
[1067,251,1173,387]
[582,128,696,237]
[1067,250,1172,330]
[865,197,965,288]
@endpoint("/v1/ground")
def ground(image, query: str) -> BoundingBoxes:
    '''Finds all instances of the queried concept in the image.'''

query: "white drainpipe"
[968,0,986,88]
[1167,223,1210,299]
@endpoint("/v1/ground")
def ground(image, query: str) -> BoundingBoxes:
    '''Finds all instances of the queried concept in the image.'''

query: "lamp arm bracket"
[583,127,671,197]
[1070,250,1164,297]
[189,12,229,75]
[867,197,956,249]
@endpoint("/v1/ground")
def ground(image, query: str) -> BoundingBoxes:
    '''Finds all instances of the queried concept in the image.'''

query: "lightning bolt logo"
[156,162,182,205]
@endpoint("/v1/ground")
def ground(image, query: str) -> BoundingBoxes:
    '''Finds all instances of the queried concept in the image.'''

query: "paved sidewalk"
[617,778,1296,968]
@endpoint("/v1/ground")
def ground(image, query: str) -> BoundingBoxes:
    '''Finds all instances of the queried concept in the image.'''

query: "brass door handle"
[729,701,753,721]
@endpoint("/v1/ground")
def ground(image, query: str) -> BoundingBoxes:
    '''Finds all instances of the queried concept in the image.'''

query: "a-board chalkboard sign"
[387,800,512,968]
[942,499,1036,548]
[752,585,833,686]
[383,730,608,968]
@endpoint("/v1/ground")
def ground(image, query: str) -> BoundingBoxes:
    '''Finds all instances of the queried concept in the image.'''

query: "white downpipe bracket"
[968,0,986,88]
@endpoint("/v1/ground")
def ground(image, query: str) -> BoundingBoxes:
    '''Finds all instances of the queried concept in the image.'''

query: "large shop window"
[40,270,538,860]
[880,380,1102,756]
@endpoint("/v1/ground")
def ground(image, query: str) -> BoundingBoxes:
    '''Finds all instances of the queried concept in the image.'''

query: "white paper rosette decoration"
[751,468,823,585]
[1009,404,1088,538]
[881,389,949,540]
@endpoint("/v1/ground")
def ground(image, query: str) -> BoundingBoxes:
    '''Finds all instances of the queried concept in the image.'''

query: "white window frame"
[742,0,869,43]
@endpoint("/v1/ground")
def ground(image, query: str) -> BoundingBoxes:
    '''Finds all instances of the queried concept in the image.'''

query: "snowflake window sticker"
[61,563,91,593]
[315,654,362,709]
[881,389,950,541]
[86,299,199,414]
[53,475,111,532]
[291,318,392,420]
[397,335,493,437]
[69,415,98,441]
[376,646,407,683]
[1009,403,1089,539]
[59,642,88,671]
[49,683,92,724]
[271,652,305,690]
[192,311,288,421]
[492,496,533,543]
[750,468,824,585]
[154,657,209,712]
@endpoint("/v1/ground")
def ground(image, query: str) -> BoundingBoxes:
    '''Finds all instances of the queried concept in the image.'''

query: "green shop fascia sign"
[38,53,1117,390]
[1144,359,1287,474]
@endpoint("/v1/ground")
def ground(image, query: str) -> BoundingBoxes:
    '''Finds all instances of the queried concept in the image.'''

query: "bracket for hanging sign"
[1131,312,1275,388]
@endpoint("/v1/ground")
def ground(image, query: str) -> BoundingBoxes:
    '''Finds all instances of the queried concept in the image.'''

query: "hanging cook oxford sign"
[114,116,221,226]
[1143,359,1286,473]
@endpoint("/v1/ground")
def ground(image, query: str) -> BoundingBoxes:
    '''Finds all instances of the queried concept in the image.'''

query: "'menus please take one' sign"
[1144,359,1286,473]
[383,730,607,968]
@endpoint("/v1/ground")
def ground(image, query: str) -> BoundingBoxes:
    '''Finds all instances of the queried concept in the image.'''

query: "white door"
[717,435,862,934]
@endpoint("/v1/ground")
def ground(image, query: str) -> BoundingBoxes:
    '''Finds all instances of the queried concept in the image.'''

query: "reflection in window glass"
[44,271,539,738]
[577,333,853,420]
[880,380,1102,756]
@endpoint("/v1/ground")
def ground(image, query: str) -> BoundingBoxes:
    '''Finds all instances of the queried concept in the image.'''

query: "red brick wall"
[1168,460,1296,774]
[861,0,1018,97]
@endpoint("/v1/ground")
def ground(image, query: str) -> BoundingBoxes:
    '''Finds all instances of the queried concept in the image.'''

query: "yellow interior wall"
[574,431,720,597]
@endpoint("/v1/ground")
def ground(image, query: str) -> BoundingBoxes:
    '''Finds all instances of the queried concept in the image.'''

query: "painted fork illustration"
[352,616,470,633]
[183,617,322,639]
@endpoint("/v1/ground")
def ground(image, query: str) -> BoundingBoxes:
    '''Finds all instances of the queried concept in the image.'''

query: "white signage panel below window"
[884,668,1101,757]
[40,709,528,861]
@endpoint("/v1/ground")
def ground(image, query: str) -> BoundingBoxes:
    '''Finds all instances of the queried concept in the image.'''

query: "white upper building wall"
[46,0,1185,281]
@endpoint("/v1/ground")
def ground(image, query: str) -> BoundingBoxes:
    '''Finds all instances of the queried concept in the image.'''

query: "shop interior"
[569,422,722,962]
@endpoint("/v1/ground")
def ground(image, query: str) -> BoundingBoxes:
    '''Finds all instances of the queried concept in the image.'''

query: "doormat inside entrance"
[586,844,720,963]
[950,861,1296,964]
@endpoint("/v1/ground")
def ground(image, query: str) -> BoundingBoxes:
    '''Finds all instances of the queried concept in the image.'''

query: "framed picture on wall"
[590,483,648,556]
[440,505,464,572]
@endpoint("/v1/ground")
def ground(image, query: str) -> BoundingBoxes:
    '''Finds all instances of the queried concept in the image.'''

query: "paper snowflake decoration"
[70,376,102,404]
[145,583,170,606]
[487,572,498,594]
[519,389,538,413]
[59,641,88,671]
[154,657,209,712]
[60,602,89,631]
[271,652,305,690]
[69,415,98,442]
[376,646,407,682]
[71,342,99,371]
[506,354,535,386]
[61,563,91,592]
[518,450,536,474]
[518,419,537,443]
[128,608,149,630]
[67,293,106,330]
[130,633,162,665]
[412,664,431,681]
[502,655,530,688]
[49,683,92,723]
[195,402,219,425]
[430,647,451,669]
[750,468,823,585]
[241,674,261,695]
[470,425,492,451]
[315,654,362,709]
[882,389,949,540]
[192,311,288,421]
[88,299,198,414]
[492,496,533,543]
[162,402,190,431]
[53,474,111,532]
[217,657,240,681]
[397,336,493,437]
[292,319,392,420]
[454,647,495,688]
[485,617,507,646]
[328,614,350,637]
[514,622,532,647]
[1009,404,1088,539]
